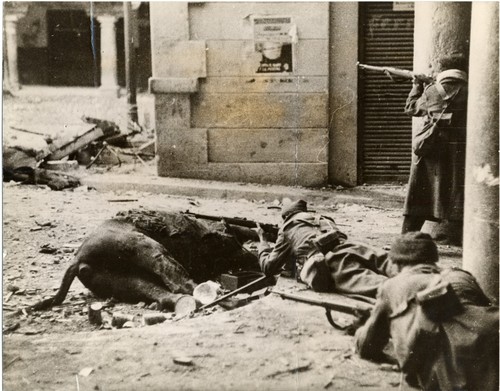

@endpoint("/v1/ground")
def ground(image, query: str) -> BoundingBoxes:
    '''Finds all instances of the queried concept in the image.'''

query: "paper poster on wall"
[252,16,296,74]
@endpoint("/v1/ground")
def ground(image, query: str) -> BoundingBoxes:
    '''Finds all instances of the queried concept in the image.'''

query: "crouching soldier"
[355,232,499,391]
[256,200,394,297]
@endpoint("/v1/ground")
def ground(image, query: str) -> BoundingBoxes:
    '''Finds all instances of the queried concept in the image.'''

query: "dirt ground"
[2,179,462,391]
[2,90,462,390]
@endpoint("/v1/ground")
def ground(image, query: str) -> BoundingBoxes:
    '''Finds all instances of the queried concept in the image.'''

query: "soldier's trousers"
[325,241,394,298]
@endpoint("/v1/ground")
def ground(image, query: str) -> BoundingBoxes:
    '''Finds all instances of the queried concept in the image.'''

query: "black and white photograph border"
[2,2,498,391]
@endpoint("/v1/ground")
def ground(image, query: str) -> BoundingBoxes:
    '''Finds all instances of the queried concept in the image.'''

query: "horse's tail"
[31,261,79,311]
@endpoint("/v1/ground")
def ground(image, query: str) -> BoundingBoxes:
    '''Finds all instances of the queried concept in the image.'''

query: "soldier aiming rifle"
[357,62,433,84]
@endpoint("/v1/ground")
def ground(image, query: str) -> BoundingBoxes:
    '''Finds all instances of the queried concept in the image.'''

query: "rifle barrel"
[356,62,384,72]
[184,211,278,234]
[357,62,433,83]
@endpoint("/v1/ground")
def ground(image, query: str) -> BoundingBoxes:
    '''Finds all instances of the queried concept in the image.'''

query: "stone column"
[463,2,499,301]
[4,14,20,91]
[97,15,119,92]
[149,3,207,177]
[413,2,471,72]
[328,2,359,186]
[412,2,471,241]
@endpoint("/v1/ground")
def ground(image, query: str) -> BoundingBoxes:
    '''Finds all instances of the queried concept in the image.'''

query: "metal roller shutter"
[359,2,415,183]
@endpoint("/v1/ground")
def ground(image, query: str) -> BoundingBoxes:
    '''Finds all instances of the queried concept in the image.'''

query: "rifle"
[274,289,373,330]
[357,62,434,84]
[183,211,279,242]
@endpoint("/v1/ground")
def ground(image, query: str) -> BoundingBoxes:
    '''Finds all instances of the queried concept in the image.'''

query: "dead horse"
[32,209,261,311]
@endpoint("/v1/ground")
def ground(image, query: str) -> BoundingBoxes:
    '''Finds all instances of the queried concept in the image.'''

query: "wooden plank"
[207,128,328,163]
[191,93,328,128]
[206,40,328,77]
[200,76,328,94]
[47,125,103,160]
[189,2,329,40]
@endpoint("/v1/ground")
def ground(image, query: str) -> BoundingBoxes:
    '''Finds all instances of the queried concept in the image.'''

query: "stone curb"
[81,174,405,210]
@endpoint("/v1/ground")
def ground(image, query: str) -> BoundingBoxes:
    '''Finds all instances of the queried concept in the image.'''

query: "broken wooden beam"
[46,124,103,161]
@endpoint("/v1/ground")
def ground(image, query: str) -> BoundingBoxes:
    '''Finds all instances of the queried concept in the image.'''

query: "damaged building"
[3,2,497,197]
[5,1,422,186]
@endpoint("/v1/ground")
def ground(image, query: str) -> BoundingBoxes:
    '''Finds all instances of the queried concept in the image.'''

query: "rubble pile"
[3,116,155,190]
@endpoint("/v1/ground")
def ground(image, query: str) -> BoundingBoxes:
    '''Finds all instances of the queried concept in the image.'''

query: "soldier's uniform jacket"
[257,211,336,276]
[403,70,468,222]
[355,263,499,391]
[258,212,391,297]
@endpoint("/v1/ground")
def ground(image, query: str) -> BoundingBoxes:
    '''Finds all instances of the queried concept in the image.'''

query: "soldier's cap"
[389,232,438,264]
[281,200,308,220]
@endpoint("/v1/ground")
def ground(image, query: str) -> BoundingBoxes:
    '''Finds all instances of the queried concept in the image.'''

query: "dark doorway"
[358,2,414,183]
[47,9,100,86]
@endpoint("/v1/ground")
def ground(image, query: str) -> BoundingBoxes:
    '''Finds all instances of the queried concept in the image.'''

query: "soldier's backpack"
[398,274,463,380]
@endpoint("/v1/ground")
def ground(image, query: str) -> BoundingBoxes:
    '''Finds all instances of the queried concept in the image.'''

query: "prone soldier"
[256,200,395,298]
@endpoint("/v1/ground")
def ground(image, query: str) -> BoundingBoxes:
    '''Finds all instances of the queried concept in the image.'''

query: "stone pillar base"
[99,86,121,97]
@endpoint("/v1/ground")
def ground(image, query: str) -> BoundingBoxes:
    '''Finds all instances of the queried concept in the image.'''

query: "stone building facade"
[3,2,497,192]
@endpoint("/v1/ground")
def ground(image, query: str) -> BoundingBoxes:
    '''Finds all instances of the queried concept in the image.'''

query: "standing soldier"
[402,54,468,245]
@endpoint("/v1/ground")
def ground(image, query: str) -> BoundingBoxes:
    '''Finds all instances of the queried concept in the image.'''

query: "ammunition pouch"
[416,279,463,322]
[312,230,347,255]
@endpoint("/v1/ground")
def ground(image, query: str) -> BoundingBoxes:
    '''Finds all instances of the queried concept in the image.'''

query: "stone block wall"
[150,2,330,186]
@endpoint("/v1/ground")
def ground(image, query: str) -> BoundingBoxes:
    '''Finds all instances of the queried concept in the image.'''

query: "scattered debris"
[174,295,198,318]
[35,220,55,228]
[88,303,103,325]
[3,117,126,189]
[6,284,20,293]
[193,281,221,305]
[4,356,21,370]
[86,141,121,169]
[5,291,15,302]
[266,359,312,378]
[3,322,20,333]
[42,160,79,172]
[111,313,134,329]
[23,328,44,335]
[324,374,335,389]
[62,243,82,250]
[142,314,167,326]
[107,198,139,203]
[64,348,82,355]
[379,363,399,372]
[173,356,193,366]
[4,167,80,190]
[40,244,58,254]
[78,367,94,377]
[233,323,247,334]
